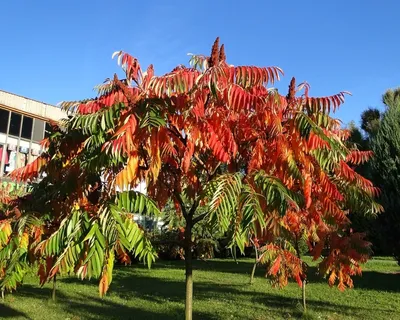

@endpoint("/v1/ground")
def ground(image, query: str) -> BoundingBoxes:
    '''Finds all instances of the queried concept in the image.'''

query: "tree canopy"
[0,38,382,319]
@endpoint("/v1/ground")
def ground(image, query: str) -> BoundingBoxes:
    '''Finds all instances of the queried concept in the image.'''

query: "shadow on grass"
[6,285,69,301]
[1,283,213,320]
[152,258,256,275]
[109,271,397,317]
[301,266,400,293]
[353,271,400,292]
[57,265,397,318]
[0,303,31,319]
[2,259,399,319]
[149,259,400,293]
[59,292,214,320]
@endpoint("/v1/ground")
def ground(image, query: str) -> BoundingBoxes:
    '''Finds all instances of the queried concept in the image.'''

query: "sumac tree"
[0,38,381,319]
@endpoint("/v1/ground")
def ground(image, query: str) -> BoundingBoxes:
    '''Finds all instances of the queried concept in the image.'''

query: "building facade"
[0,90,163,229]
[0,90,66,180]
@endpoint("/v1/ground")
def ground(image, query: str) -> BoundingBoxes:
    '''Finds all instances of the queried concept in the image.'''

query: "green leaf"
[101,114,106,130]
[83,223,99,242]
[114,191,160,216]
[95,227,106,249]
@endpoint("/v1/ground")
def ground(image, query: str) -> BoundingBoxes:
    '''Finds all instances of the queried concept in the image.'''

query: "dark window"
[32,119,45,142]
[9,113,21,136]
[45,122,52,138]
[0,108,9,133]
[21,116,33,139]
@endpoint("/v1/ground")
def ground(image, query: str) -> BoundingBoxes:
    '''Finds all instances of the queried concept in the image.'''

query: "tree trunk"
[1,288,4,300]
[294,236,307,312]
[250,262,257,285]
[302,279,306,311]
[52,275,57,301]
[250,245,259,284]
[184,221,193,320]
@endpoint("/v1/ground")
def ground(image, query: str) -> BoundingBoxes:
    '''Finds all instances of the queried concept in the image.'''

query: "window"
[32,119,45,142]
[0,111,53,178]
[3,145,16,174]
[17,146,29,168]
[0,108,9,133]
[21,116,33,139]
[45,122,52,138]
[9,113,21,136]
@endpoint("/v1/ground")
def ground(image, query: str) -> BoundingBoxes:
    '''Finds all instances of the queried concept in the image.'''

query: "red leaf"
[182,140,195,173]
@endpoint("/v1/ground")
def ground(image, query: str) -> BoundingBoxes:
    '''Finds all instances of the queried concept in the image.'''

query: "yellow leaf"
[149,132,161,182]
[62,160,70,168]
[19,232,29,249]
[116,154,139,189]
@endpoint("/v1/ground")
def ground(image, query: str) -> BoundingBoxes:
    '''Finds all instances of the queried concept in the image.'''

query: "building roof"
[0,90,66,121]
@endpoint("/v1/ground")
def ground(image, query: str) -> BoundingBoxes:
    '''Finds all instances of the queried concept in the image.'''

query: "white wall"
[0,90,66,121]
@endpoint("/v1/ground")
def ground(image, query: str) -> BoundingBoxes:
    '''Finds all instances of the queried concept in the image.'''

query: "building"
[0,90,66,180]
[0,90,163,229]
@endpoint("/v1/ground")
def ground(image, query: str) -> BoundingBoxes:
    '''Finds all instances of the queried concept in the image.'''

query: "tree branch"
[188,199,199,218]
[167,124,211,176]
[174,191,188,219]
[138,146,150,170]
[113,74,137,105]
[167,127,183,141]
[209,163,221,181]
[193,155,211,176]
[192,212,208,225]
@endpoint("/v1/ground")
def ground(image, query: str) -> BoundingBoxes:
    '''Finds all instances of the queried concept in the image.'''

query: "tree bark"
[52,275,57,301]
[250,261,257,285]
[184,221,193,320]
[294,236,306,312]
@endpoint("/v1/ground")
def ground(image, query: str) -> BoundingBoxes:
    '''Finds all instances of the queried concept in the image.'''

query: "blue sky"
[0,0,399,126]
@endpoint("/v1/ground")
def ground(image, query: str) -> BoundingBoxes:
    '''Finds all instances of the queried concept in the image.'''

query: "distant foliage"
[348,88,400,264]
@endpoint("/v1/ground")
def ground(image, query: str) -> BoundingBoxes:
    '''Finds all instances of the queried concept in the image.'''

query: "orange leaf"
[10,156,48,182]
[328,270,336,286]
[269,255,282,276]
[304,173,312,209]
[49,265,59,279]
[99,273,109,297]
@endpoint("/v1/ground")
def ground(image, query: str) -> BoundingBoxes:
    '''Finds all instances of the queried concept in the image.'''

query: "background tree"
[369,88,400,264]
[0,38,381,320]
[346,113,382,252]
[348,88,400,263]
[361,108,381,137]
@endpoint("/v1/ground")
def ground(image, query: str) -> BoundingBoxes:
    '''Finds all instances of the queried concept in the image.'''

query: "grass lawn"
[1,257,399,320]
